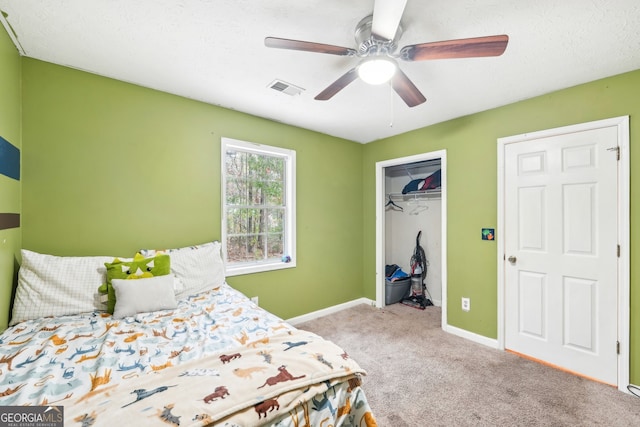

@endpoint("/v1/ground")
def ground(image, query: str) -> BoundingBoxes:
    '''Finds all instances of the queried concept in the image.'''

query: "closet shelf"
[387,189,441,200]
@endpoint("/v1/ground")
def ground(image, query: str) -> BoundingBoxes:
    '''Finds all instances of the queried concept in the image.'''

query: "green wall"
[0,25,21,331]
[7,25,640,385]
[20,58,364,321]
[362,69,640,384]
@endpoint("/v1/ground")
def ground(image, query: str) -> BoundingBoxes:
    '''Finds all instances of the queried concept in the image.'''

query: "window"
[221,137,296,276]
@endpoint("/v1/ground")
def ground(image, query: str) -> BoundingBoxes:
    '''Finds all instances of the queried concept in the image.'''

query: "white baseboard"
[444,324,500,349]
[288,299,498,351]
[286,298,375,326]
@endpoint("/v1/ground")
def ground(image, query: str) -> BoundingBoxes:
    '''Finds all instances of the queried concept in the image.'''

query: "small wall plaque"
[482,228,495,241]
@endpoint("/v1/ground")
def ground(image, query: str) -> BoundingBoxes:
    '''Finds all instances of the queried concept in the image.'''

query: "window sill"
[225,260,296,277]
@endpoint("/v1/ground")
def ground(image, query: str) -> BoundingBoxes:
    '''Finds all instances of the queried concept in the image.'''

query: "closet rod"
[387,189,441,199]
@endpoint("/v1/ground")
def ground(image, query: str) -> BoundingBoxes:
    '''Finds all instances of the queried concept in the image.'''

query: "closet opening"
[375,150,447,326]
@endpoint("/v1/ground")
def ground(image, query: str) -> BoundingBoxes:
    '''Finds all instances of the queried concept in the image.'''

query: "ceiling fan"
[264,0,508,107]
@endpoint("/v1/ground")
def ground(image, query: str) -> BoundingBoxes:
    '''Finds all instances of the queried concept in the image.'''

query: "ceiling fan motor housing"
[355,15,402,57]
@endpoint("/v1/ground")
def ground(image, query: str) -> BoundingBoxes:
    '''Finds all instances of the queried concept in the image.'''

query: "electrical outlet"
[461,297,470,312]
[251,296,259,306]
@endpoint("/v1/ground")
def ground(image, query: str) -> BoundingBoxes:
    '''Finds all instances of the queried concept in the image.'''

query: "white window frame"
[221,137,296,276]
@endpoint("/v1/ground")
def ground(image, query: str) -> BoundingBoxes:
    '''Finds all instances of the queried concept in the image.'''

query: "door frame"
[496,116,630,392]
[375,150,447,328]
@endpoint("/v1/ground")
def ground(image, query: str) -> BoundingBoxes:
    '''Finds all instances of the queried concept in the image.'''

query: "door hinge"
[607,146,620,160]
[616,341,620,355]
[617,245,621,257]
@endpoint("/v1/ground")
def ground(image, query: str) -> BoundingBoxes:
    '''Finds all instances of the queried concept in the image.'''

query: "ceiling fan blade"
[265,37,357,56]
[315,68,359,101]
[391,69,426,107]
[371,0,408,40]
[401,34,509,61]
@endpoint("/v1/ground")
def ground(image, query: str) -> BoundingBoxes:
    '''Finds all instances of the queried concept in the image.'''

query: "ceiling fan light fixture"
[357,57,397,85]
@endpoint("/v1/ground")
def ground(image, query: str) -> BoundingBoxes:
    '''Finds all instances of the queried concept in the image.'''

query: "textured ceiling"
[1,0,639,143]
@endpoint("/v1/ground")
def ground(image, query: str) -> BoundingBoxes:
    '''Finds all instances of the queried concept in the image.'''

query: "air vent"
[268,79,305,96]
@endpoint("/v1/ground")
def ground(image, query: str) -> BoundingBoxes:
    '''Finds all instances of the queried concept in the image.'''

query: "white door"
[504,126,619,385]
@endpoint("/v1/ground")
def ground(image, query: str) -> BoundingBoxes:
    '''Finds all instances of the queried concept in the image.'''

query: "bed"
[0,242,377,426]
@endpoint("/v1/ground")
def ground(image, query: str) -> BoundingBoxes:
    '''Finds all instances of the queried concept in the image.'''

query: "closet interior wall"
[384,161,442,306]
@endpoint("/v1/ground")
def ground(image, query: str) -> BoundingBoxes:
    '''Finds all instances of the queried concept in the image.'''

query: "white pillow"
[112,275,177,319]
[11,249,114,325]
[139,241,225,299]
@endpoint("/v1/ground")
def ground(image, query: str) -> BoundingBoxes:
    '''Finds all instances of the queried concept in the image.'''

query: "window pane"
[247,153,262,178]
[267,209,284,233]
[226,179,249,206]
[267,160,284,181]
[249,181,266,206]
[246,233,265,260]
[266,233,284,259]
[227,234,270,262]
[225,150,245,177]
[247,208,264,234]
[227,208,242,234]
[227,235,251,262]
[265,180,284,206]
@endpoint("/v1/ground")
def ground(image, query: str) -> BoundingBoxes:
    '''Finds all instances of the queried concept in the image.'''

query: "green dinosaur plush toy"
[99,253,171,314]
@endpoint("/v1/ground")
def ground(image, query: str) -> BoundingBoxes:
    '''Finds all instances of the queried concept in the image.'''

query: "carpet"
[298,303,640,426]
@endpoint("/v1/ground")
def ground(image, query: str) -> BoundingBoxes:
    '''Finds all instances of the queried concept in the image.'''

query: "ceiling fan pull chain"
[389,81,394,128]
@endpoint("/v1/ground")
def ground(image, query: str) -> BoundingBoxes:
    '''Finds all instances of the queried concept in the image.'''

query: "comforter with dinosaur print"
[0,283,376,426]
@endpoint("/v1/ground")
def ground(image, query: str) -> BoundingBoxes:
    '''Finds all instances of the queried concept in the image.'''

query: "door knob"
[507,255,517,263]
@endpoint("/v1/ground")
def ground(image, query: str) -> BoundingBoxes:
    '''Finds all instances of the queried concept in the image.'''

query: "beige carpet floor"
[297,303,640,426]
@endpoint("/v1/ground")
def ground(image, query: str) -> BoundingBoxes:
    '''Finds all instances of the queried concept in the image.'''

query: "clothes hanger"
[385,195,403,211]
[406,195,428,215]
[409,202,428,215]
